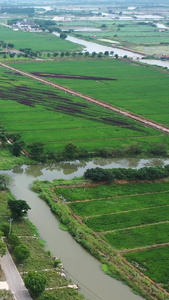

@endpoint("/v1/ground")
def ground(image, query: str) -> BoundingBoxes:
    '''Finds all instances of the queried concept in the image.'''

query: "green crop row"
[55,182,169,202]
[124,246,169,284]
[68,192,169,217]
[104,222,169,250]
[84,205,169,232]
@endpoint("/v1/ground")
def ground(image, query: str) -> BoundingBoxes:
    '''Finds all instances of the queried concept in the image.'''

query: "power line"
[64,269,104,300]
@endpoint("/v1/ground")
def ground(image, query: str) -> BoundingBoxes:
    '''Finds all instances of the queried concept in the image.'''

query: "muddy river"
[2,157,169,299]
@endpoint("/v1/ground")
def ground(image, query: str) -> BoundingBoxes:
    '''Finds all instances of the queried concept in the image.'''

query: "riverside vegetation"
[31,166,169,300]
[0,183,85,300]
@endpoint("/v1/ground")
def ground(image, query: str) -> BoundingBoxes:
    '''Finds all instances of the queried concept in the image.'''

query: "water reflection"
[2,157,169,180]
[24,165,44,177]
[12,166,24,174]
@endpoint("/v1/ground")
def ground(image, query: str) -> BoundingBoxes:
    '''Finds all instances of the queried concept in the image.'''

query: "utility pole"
[8,218,13,235]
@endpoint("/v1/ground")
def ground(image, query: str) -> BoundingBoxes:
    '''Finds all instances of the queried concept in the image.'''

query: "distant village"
[12,20,41,32]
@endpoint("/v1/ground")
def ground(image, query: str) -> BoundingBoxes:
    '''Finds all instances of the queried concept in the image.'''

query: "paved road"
[0,249,32,300]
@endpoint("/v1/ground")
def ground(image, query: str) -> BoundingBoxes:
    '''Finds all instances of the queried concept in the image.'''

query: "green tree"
[64,143,81,159]
[24,271,47,297]
[115,54,119,59]
[0,239,6,256]
[53,52,59,57]
[0,222,10,237]
[8,199,30,220]
[8,233,21,250]
[84,167,114,183]
[0,174,10,189]
[0,125,6,141]
[97,52,103,58]
[40,293,56,300]
[92,51,97,57]
[85,51,89,57]
[104,51,109,56]
[11,140,25,157]
[60,33,67,39]
[150,143,167,156]
[28,142,45,162]
[14,244,30,262]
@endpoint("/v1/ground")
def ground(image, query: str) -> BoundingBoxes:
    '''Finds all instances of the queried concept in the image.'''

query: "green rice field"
[53,179,169,291]
[0,62,167,153]
[0,26,81,52]
[12,59,169,128]
[56,181,169,249]
[124,246,169,284]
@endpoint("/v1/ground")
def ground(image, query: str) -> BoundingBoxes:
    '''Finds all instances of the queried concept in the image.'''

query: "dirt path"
[83,203,169,219]
[119,242,169,254]
[67,189,169,203]
[1,61,169,134]
[100,220,169,234]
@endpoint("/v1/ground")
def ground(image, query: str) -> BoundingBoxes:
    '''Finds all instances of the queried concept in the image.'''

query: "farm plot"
[12,59,169,128]
[69,192,169,217]
[55,179,169,292]
[124,246,169,285]
[104,222,169,250]
[56,181,169,251]
[0,66,166,153]
[0,26,81,52]
[55,181,169,202]
[68,20,169,54]
[84,205,169,232]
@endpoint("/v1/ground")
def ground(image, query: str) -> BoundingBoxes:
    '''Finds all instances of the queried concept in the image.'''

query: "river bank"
[2,158,169,299]
[53,32,169,69]
[0,189,84,300]
[31,176,169,300]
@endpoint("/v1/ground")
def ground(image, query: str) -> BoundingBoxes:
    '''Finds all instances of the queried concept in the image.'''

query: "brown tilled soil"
[31,72,117,81]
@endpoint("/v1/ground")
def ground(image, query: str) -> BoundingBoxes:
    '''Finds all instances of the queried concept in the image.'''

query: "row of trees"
[0,7,34,14]
[0,198,47,298]
[84,165,169,183]
[0,125,168,162]
[0,193,61,298]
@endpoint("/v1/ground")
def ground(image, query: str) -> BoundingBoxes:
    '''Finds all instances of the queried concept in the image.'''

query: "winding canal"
[2,158,169,300]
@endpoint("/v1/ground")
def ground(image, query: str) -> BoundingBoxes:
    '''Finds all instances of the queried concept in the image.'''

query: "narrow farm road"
[0,249,32,300]
[1,61,169,134]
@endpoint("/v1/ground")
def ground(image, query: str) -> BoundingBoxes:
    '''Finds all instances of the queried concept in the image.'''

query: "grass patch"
[59,223,68,231]
[0,148,31,170]
[0,290,13,300]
